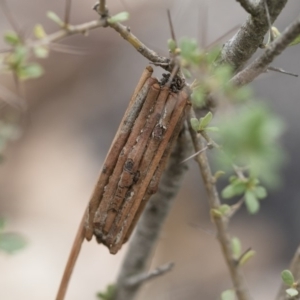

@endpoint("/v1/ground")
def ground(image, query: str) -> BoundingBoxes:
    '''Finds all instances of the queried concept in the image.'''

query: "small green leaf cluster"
[211,204,231,218]
[0,217,27,254]
[215,103,285,187]
[175,38,253,107]
[190,112,219,133]
[230,237,255,265]
[222,175,267,214]
[97,284,116,300]
[2,29,44,80]
[281,270,299,297]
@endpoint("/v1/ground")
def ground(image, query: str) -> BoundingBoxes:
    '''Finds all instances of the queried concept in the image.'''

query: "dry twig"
[125,262,174,287]
[188,108,250,300]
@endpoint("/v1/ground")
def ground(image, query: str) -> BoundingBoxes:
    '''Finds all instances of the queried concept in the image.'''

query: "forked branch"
[231,16,300,86]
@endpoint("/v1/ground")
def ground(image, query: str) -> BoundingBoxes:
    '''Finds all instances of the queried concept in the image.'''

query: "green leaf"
[7,46,28,68]
[214,170,225,180]
[47,11,64,27]
[205,126,219,132]
[290,35,300,46]
[168,39,177,53]
[231,237,241,259]
[221,289,236,300]
[239,250,256,266]
[4,31,21,46]
[211,209,222,218]
[17,63,44,80]
[191,86,206,107]
[281,270,295,287]
[0,232,27,253]
[108,12,130,24]
[286,288,299,297]
[34,24,46,39]
[199,112,213,130]
[245,191,259,214]
[34,46,49,58]
[219,204,231,215]
[222,181,247,199]
[97,284,116,300]
[190,118,200,132]
[253,186,267,199]
[179,37,203,65]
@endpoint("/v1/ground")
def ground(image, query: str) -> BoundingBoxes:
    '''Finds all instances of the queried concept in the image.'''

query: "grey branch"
[236,0,258,16]
[114,128,191,300]
[231,16,300,86]
[219,0,288,71]
[188,109,250,300]
[276,246,300,300]
[125,262,174,287]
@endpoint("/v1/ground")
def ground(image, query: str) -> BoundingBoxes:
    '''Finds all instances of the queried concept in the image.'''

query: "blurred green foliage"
[215,104,285,188]
[97,284,116,300]
[0,218,27,254]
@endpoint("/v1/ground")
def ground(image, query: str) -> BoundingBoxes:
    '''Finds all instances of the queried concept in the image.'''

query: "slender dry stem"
[55,211,86,300]
[188,108,250,300]
[125,262,174,287]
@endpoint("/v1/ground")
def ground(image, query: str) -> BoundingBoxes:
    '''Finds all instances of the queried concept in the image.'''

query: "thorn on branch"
[125,263,174,287]
[268,66,298,77]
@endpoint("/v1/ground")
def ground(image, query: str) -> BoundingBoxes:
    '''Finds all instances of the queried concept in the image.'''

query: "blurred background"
[0,0,300,299]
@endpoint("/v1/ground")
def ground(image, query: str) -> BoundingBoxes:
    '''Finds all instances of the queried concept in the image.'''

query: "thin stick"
[188,108,250,300]
[64,0,72,26]
[268,66,298,77]
[263,0,274,42]
[125,262,174,287]
[99,0,107,17]
[55,211,86,300]
[0,0,22,39]
[167,9,177,45]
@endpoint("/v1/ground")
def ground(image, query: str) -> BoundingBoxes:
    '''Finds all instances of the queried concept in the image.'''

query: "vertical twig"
[55,211,86,300]
[187,109,250,300]
[64,0,72,26]
[99,0,108,17]
[263,0,275,42]
[0,0,22,40]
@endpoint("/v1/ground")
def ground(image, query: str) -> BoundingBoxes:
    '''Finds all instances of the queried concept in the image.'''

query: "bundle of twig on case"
[85,66,191,254]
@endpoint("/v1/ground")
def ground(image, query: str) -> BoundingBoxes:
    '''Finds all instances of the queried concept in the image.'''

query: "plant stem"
[188,109,250,300]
